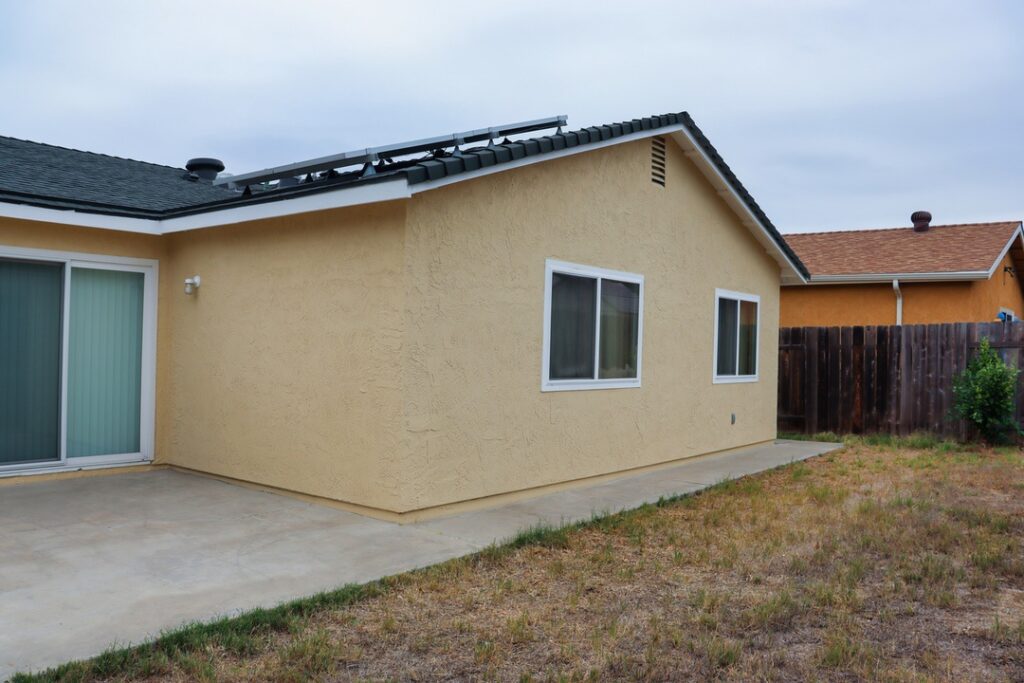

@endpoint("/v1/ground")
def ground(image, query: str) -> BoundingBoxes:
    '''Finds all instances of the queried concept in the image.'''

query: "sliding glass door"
[67,267,146,458]
[0,249,156,472]
[0,260,63,466]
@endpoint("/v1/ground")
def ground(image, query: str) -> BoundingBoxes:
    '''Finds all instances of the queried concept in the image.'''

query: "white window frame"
[0,244,158,476]
[713,288,760,384]
[541,258,644,392]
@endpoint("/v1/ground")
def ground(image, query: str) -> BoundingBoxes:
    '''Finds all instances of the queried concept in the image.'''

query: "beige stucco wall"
[0,206,409,512]
[399,137,782,511]
[159,203,408,511]
[1,137,785,514]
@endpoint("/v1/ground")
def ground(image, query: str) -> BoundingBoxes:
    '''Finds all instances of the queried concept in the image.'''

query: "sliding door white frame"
[0,245,158,475]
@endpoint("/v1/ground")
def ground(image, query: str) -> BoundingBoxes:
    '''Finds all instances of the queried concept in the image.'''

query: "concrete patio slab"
[0,438,839,679]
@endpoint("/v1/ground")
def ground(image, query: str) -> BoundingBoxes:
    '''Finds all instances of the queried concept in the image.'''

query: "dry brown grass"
[31,441,1024,681]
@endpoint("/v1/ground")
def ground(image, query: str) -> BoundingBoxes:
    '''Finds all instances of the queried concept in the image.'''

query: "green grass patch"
[779,431,970,452]
[820,629,870,668]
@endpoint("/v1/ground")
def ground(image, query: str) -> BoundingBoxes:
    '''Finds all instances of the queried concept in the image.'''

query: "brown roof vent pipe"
[911,210,932,232]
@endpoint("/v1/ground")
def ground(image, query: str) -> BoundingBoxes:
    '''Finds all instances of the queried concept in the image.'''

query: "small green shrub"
[952,338,1020,443]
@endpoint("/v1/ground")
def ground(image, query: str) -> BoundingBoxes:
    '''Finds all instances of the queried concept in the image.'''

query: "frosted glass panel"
[67,268,144,458]
[0,259,63,465]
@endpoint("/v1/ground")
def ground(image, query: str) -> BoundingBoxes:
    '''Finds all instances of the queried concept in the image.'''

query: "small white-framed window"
[713,288,759,384]
[542,259,644,392]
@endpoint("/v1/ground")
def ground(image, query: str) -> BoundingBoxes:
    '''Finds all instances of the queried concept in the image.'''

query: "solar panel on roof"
[213,115,568,189]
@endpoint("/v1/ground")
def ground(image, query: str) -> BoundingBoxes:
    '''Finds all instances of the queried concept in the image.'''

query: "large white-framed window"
[713,288,759,384]
[0,244,158,475]
[542,258,644,392]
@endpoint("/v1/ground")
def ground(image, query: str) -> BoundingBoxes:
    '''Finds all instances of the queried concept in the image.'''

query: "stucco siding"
[2,139,787,515]
[159,204,407,511]
[0,218,165,260]
[781,253,1024,327]
[780,283,897,327]
[984,253,1024,318]
[0,207,408,509]
[400,138,782,511]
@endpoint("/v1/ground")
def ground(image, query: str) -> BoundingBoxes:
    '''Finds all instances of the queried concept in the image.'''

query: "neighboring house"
[0,111,808,520]
[780,213,1024,327]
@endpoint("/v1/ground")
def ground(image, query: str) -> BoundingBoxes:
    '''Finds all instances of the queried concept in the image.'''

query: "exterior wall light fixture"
[184,275,201,295]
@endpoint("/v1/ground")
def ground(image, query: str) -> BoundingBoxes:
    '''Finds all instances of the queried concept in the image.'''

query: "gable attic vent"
[651,136,666,187]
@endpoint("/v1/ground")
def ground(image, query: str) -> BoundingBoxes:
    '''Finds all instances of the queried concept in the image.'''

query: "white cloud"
[1,0,1021,229]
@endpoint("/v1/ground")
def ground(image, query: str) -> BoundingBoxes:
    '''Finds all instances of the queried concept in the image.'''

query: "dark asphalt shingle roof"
[0,113,807,278]
[0,136,236,217]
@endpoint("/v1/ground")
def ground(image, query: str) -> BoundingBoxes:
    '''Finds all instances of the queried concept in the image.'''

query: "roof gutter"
[805,271,991,284]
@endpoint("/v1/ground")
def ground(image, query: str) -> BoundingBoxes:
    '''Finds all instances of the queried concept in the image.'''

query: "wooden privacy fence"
[778,322,1024,438]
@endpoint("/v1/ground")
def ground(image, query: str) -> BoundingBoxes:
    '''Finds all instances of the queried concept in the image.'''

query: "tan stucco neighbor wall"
[780,253,1024,327]
[399,138,782,511]
[0,136,786,515]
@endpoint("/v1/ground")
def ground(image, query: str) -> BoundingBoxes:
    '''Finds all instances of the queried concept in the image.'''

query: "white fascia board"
[985,224,1024,278]
[158,180,409,233]
[0,179,410,236]
[670,130,808,284]
[0,201,161,234]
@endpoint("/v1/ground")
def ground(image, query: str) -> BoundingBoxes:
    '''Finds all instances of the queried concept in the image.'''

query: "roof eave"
[0,112,809,283]
[789,222,1024,286]
[800,271,991,285]
[670,127,808,284]
[0,179,411,235]
[985,223,1024,278]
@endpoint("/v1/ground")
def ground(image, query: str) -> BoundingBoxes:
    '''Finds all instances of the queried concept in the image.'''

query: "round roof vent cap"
[911,210,932,232]
[185,158,225,181]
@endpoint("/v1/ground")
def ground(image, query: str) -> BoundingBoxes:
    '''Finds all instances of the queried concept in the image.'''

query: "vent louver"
[651,136,666,187]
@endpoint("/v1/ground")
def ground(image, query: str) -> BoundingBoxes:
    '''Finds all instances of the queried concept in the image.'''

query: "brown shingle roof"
[783,221,1022,277]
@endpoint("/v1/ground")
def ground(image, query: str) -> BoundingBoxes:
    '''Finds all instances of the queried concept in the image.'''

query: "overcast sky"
[2,1,1021,232]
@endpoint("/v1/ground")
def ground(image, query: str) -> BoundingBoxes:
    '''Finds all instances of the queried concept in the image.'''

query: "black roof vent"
[911,210,932,232]
[185,157,225,181]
